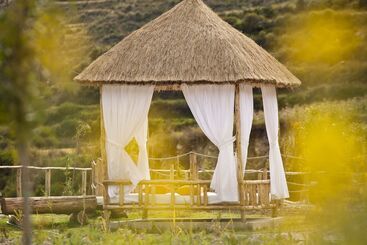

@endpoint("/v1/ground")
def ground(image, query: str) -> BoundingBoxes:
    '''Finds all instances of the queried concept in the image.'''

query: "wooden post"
[100,86,108,193]
[145,185,150,213]
[190,153,194,180]
[197,185,201,206]
[100,86,111,230]
[190,153,201,206]
[44,169,51,197]
[82,170,87,196]
[16,168,22,197]
[176,155,179,178]
[119,185,125,206]
[151,185,156,205]
[142,184,148,219]
[138,184,143,207]
[170,163,174,180]
[190,184,194,206]
[190,153,198,180]
[170,170,176,223]
[170,185,175,209]
[103,184,110,205]
[262,168,268,180]
[203,185,208,206]
[91,161,96,196]
[234,84,246,221]
[262,168,270,206]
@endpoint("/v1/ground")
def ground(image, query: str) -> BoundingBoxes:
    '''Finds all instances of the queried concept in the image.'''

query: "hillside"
[55,0,367,107]
[56,0,367,132]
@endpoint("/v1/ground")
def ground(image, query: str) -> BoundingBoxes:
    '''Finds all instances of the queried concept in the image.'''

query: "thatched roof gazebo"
[75,0,301,221]
[75,0,300,87]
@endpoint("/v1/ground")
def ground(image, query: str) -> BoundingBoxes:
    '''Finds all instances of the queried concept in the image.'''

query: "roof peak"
[75,0,301,87]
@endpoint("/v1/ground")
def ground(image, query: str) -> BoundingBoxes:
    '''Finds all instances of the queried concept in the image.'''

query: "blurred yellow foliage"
[291,104,367,240]
[295,110,359,203]
[282,10,362,64]
[31,3,90,91]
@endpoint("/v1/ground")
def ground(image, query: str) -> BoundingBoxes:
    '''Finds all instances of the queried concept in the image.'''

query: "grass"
[0,210,312,244]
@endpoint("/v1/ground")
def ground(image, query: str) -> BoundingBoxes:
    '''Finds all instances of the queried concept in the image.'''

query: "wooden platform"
[110,217,283,232]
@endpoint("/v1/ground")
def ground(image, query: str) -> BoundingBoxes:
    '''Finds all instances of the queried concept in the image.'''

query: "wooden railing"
[0,165,92,197]
[0,151,309,199]
[92,151,310,198]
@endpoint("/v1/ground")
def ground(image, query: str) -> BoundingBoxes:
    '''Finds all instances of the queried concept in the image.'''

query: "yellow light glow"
[289,103,367,237]
[31,5,91,91]
[282,10,362,64]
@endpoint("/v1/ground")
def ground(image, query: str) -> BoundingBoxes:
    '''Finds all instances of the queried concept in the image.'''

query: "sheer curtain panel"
[261,86,289,199]
[135,118,150,180]
[182,84,238,202]
[239,85,254,173]
[102,85,154,198]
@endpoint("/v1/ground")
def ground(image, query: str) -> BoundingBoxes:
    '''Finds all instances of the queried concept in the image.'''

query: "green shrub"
[55,119,79,138]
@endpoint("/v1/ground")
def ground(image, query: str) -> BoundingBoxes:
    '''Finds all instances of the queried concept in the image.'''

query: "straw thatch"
[75,0,301,87]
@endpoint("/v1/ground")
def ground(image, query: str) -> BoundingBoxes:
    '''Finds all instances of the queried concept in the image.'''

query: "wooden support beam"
[16,168,22,197]
[44,169,51,197]
[100,86,108,196]
[234,84,246,221]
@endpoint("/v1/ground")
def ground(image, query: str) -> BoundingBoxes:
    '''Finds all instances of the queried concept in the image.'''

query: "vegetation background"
[0,0,366,243]
[0,0,366,198]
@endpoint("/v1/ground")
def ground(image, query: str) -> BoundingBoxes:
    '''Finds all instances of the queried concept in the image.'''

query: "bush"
[32,126,58,148]
[55,119,79,138]
[240,13,267,35]
[46,102,83,125]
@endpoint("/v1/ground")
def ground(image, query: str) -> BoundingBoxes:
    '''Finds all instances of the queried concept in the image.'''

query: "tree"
[240,13,266,35]
[0,1,88,243]
[0,1,36,243]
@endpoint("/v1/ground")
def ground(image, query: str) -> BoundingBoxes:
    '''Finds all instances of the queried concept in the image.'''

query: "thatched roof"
[75,0,301,87]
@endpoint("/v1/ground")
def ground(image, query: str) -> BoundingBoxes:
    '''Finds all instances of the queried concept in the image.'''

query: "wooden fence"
[0,151,310,199]
[0,165,92,197]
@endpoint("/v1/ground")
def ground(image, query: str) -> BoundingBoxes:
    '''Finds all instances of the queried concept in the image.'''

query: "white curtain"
[182,84,238,202]
[239,85,254,173]
[261,86,289,199]
[135,118,150,180]
[102,85,154,198]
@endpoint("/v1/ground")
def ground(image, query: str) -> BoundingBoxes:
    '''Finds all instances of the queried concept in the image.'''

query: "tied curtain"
[182,84,238,202]
[135,118,151,180]
[261,86,289,199]
[102,85,154,198]
[239,85,254,173]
